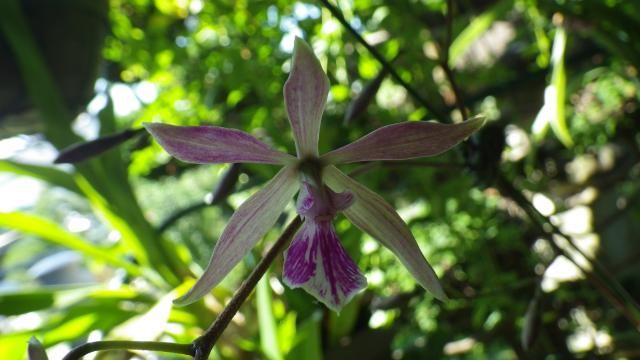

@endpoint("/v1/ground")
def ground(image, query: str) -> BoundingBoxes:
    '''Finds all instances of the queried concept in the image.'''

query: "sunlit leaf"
[257,273,282,360]
[0,212,141,276]
[0,160,80,194]
[448,0,513,67]
[548,26,573,147]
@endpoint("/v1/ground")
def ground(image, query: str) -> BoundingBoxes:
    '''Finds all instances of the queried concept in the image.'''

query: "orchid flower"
[145,37,484,311]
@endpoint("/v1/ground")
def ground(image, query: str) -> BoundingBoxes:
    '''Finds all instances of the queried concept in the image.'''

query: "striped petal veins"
[283,182,366,311]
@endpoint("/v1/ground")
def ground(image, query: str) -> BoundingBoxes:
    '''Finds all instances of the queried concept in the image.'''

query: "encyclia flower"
[145,37,484,311]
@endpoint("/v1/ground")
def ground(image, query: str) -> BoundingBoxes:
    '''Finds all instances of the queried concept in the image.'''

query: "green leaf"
[0,0,78,148]
[257,273,282,360]
[287,312,322,360]
[0,160,80,194]
[0,289,55,316]
[448,0,513,67]
[0,333,31,360]
[532,26,573,147]
[548,26,573,147]
[109,291,174,341]
[0,212,141,276]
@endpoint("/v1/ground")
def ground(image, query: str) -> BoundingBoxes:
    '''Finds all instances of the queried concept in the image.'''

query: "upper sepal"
[283,37,330,158]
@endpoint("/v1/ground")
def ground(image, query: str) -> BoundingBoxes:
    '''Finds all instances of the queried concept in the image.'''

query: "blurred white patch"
[397,200,427,223]
[64,212,91,233]
[0,175,43,211]
[532,193,556,217]
[0,136,28,159]
[269,275,285,295]
[566,155,598,184]
[87,93,108,115]
[376,80,407,109]
[444,337,477,355]
[110,83,141,117]
[566,187,598,207]
[567,308,613,354]
[134,81,159,104]
[542,255,583,292]
[551,206,592,235]
[189,0,203,14]
[361,238,379,255]
[293,3,320,19]
[366,269,384,287]
[369,309,393,329]
[503,124,530,162]
[542,205,599,292]
[455,21,515,69]
[72,112,100,140]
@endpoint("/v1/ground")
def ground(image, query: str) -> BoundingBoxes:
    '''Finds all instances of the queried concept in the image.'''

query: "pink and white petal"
[174,166,300,305]
[283,221,367,312]
[322,116,485,164]
[144,123,295,165]
[323,166,448,301]
[283,37,330,158]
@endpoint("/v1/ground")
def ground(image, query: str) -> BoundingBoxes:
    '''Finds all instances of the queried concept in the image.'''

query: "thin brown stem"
[441,0,469,120]
[317,0,446,121]
[192,217,303,359]
[62,341,193,360]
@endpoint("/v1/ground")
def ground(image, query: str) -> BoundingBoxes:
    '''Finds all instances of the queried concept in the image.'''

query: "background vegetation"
[1,0,639,358]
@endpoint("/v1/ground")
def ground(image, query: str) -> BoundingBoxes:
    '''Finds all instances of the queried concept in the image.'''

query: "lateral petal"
[283,37,330,158]
[283,220,367,312]
[144,123,295,165]
[322,116,485,164]
[174,166,300,305]
[323,166,447,301]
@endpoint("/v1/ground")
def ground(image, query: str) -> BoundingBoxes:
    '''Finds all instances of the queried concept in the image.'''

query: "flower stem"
[192,216,303,360]
[317,0,446,122]
[62,341,193,360]
[61,216,303,360]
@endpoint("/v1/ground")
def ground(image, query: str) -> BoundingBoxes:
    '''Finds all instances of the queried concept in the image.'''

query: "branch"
[62,341,193,360]
[318,0,447,121]
[62,216,303,360]
[192,216,303,359]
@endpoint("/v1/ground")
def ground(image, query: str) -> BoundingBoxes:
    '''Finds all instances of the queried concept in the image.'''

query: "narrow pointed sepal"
[144,123,295,165]
[283,220,367,312]
[174,166,300,305]
[323,116,486,164]
[283,37,330,158]
[323,166,448,301]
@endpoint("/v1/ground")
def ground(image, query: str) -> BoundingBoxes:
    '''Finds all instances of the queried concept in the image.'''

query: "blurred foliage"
[1,0,640,359]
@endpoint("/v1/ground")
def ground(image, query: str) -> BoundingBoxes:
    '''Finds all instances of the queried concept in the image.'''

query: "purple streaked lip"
[145,37,484,311]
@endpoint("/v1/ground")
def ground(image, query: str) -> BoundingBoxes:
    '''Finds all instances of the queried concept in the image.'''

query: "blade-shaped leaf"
[174,166,299,305]
[323,116,485,164]
[54,128,145,164]
[284,37,329,158]
[0,160,80,194]
[144,123,295,165]
[448,0,513,67]
[343,68,387,125]
[548,26,573,147]
[257,272,282,360]
[0,212,140,276]
[323,166,447,301]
